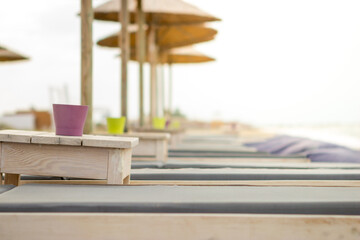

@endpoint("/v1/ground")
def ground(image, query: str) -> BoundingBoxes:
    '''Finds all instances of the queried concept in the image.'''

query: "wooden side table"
[0,130,138,186]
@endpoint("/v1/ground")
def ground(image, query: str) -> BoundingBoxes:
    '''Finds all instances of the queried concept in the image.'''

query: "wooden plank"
[0,130,43,143]
[31,132,82,146]
[4,173,20,186]
[82,134,138,148]
[81,0,93,134]
[1,143,108,179]
[0,213,359,240]
[125,132,170,140]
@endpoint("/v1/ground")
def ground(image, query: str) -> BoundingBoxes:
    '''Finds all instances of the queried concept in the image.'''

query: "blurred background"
[1,0,360,148]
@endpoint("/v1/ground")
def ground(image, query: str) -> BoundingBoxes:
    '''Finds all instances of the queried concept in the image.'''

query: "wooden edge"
[124,132,171,140]
[18,179,360,187]
[0,213,359,240]
[82,135,139,148]
[31,132,82,146]
[0,130,42,143]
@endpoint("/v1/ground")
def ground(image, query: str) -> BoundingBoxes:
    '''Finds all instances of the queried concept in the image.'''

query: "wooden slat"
[0,130,43,143]
[0,213,359,240]
[31,132,82,146]
[125,132,170,140]
[82,134,138,148]
[1,143,108,179]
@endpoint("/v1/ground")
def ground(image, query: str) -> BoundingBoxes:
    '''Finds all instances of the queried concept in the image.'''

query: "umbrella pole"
[137,0,145,127]
[161,63,165,117]
[148,23,157,124]
[168,63,172,117]
[81,0,93,134]
[120,0,129,131]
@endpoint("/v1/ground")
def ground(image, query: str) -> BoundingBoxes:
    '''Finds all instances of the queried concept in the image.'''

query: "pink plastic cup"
[53,104,88,136]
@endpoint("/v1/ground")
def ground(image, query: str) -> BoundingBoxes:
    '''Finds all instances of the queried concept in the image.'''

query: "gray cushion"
[0,184,359,215]
[164,160,360,169]
[130,168,360,181]
[0,185,15,194]
[131,161,164,169]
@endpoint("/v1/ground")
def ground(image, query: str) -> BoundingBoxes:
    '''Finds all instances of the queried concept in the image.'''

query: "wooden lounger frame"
[0,213,359,240]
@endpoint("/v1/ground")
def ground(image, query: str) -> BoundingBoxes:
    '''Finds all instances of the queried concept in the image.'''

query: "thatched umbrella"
[0,46,28,62]
[94,0,220,25]
[94,0,220,126]
[97,24,217,50]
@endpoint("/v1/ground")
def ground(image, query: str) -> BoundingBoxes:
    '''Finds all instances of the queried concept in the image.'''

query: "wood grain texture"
[107,149,123,184]
[1,143,108,179]
[0,213,359,240]
[82,134,138,148]
[0,130,42,143]
[31,132,82,146]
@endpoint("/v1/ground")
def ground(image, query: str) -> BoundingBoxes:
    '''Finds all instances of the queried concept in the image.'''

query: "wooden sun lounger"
[0,130,138,186]
[131,128,185,146]
[103,132,170,162]
[0,184,359,240]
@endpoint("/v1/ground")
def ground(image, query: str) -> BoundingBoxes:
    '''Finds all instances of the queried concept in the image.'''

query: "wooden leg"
[0,173,2,185]
[156,140,167,163]
[123,175,130,185]
[107,149,123,184]
[107,148,132,185]
[4,173,20,186]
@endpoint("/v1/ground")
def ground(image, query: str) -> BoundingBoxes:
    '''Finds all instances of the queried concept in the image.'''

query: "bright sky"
[1,0,360,126]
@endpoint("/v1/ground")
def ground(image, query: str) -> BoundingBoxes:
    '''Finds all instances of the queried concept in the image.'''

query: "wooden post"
[120,0,129,131]
[81,0,93,134]
[161,63,165,117]
[148,23,157,123]
[168,63,173,117]
[137,0,145,127]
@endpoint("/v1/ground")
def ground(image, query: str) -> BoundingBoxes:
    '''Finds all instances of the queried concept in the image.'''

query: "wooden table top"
[0,130,138,149]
